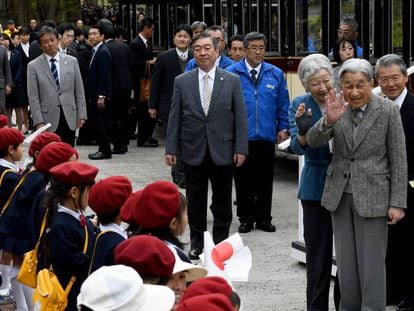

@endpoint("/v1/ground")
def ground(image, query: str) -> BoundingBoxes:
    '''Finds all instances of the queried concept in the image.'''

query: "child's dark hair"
[134,193,187,248]
[0,143,20,158]
[39,178,94,266]
[230,290,241,309]
[97,209,120,225]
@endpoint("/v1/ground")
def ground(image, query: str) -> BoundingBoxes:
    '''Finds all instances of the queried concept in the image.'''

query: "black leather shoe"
[137,140,159,147]
[148,137,158,144]
[188,248,202,260]
[88,152,112,160]
[88,151,100,157]
[397,300,414,311]
[238,222,254,233]
[256,221,276,232]
[112,146,127,154]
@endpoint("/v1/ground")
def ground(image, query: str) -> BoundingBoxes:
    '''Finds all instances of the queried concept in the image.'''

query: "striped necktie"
[50,58,60,90]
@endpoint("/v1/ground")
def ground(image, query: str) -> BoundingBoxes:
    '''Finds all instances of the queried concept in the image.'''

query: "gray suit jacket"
[0,45,12,114]
[27,53,86,132]
[166,67,248,166]
[306,94,407,217]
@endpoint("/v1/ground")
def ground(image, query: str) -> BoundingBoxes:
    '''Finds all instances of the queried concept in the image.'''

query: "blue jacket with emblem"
[227,60,290,142]
[185,54,234,71]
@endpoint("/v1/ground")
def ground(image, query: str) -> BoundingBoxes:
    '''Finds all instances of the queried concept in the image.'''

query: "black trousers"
[386,194,414,305]
[235,140,275,223]
[88,98,111,156]
[302,200,339,311]
[110,89,131,148]
[136,99,156,144]
[55,107,76,147]
[183,150,233,250]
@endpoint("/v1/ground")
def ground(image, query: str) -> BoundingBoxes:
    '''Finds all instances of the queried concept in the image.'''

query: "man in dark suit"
[104,25,133,154]
[149,24,193,188]
[86,25,112,160]
[57,23,78,58]
[376,54,414,311]
[165,33,248,260]
[130,17,158,147]
[0,45,12,115]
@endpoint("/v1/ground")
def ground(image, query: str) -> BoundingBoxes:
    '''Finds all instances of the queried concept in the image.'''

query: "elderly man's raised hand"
[325,90,348,124]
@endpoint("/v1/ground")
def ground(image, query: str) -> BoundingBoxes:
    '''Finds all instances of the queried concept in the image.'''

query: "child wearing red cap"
[0,141,76,309]
[0,114,9,128]
[87,176,132,274]
[38,162,98,311]
[127,180,190,262]
[0,127,24,301]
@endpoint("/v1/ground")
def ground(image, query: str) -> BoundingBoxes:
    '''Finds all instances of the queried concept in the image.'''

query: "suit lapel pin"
[220,77,224,80]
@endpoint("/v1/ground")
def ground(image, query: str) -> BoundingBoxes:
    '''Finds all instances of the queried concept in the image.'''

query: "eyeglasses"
[377,75,404,85]
[337,29,351,36]
[247,46,265,52]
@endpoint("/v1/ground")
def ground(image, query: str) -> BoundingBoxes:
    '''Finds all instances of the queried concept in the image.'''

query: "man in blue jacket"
[227,32,290,233]
[185,25,233,71]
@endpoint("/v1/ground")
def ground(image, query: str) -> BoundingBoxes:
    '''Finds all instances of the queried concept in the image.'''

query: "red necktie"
[79,214,87,227]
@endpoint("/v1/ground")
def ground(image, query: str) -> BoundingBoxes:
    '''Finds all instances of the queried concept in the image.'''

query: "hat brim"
[173,261,207,283]
[140,284,175,311]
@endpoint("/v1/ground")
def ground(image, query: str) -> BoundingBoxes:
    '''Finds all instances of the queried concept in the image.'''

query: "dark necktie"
[90,48,96,64]
[50,58,60,90]
[352,108,362,127]
[250,69,257,86]
[146,40,152,51]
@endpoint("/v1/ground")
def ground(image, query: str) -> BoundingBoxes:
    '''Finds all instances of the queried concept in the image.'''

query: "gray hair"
[243,32,267,48]
[339,17,359,32]
[375,54,407,77]
[339,58,374,82]
[191,32,218,50]
[298,54,333,89]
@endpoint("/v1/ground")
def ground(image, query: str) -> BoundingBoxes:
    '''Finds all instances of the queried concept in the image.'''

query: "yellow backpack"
[33,225,88,311]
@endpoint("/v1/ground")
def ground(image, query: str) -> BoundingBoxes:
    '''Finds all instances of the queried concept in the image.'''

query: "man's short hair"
[339,17,359,33]
[18,27,30,36]
[40,20,57,30]
[114,26,127,39]
[191,33,218,50]
[243,32,267,48]
[190,21,207,31]
[89,24,104,35]
[339,58,374,82]
[37,26,59,43]
[206,25,225,39]
[174,24,192,38]
[57,23,76,36]
[138,17,155,32]
[228,34,244,48]
[375,54,408,77]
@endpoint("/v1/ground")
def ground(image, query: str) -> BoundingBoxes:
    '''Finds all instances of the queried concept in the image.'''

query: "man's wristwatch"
[98,95,105,99]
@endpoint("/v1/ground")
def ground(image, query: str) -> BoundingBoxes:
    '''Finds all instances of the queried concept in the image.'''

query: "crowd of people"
[0,12,412,311]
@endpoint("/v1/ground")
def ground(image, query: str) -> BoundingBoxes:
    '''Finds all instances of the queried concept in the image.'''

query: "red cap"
[89,176,133,215]
[0,128,24,151]
[28,132,61,157]
[133,180,180,229]
[35,142,78,174]
[0,114,8,128]
[120,190,142,224]
[49,162,98,184]
[114,235,175,277]
[180,276,233,302]
[176,293,234,311]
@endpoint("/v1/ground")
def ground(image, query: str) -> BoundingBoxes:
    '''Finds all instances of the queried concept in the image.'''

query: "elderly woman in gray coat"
[306,58,407,310]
